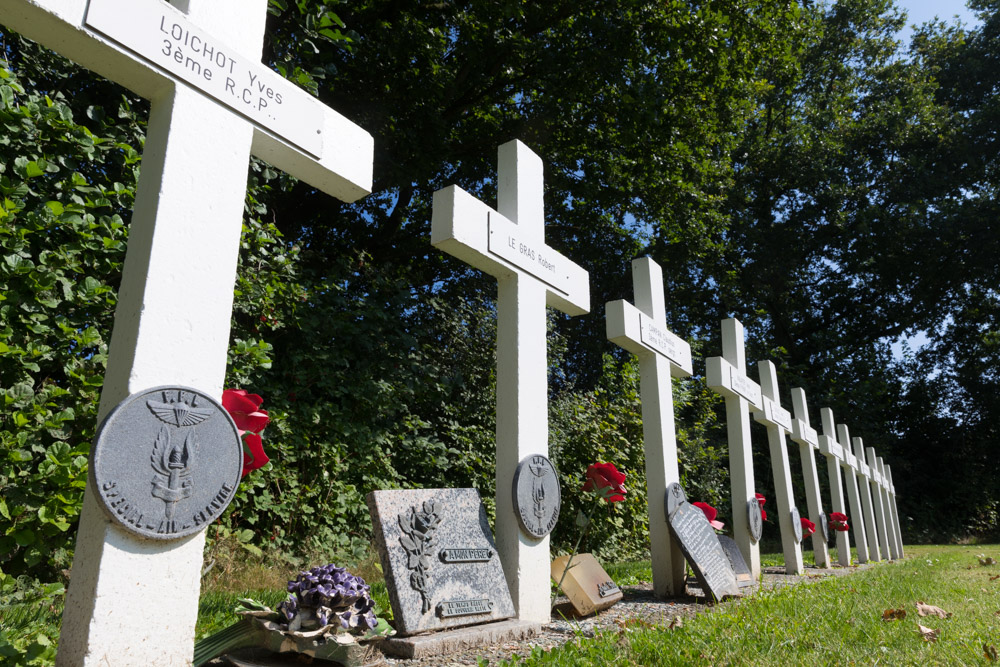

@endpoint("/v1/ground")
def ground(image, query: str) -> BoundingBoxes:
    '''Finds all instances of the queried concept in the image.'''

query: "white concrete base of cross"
[606,257,693,597]
[885,465,905,557]
[706,318,762,578]
[790,388,830,568]
[0,2,373,664]
[818,408,851,566]
[432,140,589,622]
[852,437,881,561]
[866,446,892,560]
[877,457,902,559]
[752,361,803,574]
[838,424,869,563]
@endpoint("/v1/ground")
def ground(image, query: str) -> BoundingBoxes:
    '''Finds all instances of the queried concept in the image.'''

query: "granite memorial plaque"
[667,501,740,600]
[550,553,622,616]
[367,488,515,636]
[791,506,803,543]
[819,511,830,543]
[664,482,687,520]
[512,454,560,539]
[89,386,243,540]
[747,497,764,543]
[718,535,754,588]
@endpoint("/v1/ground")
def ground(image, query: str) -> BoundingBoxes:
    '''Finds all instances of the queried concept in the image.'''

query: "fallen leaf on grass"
[979,555,998,566]
[668,617,683,629]
[985,644,998,662]
[991,574,1000,581]
[917,624,940,642]
[916,602,952,619]
[882,608,907,621]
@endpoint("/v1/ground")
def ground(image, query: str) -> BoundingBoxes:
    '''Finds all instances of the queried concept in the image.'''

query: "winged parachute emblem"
[147,390,213,427]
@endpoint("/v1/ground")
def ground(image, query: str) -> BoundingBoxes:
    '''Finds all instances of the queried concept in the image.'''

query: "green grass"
[500,545,1000,666]
[5,545,999,666]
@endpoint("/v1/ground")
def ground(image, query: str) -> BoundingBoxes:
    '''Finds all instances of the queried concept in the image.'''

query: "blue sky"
[895,0,981,40]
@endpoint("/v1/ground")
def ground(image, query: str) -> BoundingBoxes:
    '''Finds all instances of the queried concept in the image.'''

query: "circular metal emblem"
[90,386,243,540]
[818,511,830,543]
[664,482,686,520]
[747,497,763,543]
[791,506,802,543]
[512,455,560,539]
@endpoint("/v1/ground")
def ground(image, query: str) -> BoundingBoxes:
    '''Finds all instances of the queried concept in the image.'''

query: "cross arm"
[2,0,373,202]
[751,360,792,433]
[706,356,763,409]
[431,185,589,316]
[789,388,818,448]
[605,299,692,376]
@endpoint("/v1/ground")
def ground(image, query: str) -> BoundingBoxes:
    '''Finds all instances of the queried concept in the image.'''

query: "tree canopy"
[1,0,997,587]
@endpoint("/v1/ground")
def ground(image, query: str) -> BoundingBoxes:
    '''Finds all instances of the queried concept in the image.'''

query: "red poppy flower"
[801,517,816,538]
[693,502,725,531]
[829,512,850,532]
[755,492,768,521]
[223,388,271,477]
[582,462,627,502]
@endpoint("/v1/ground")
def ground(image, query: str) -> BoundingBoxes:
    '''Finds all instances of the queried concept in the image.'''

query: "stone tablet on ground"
[550,553,623,616]
[367,489,515,636]
[717,535,754,589]
[667,501,740,600]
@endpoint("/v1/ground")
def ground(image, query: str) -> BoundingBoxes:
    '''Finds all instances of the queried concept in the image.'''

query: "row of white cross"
[1,0,902,663]
[433,143,905,616]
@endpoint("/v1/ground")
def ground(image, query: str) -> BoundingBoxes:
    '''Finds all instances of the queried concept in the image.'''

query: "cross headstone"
[818,408,851,566]
[837,423,869,563]
[850,434,881,561]
[789,388,830,568]
[431,140,590,622]
[605,257,692,596]
[751,362,804,574]
[879,458,902,559]
[865,445,892,560]
[706,318,762,578]
[884,464,905,557]
[2,1,373,664]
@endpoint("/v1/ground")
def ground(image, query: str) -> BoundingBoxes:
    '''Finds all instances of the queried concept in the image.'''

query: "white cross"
[837,423,870,563]
[818,408,852,566]
[864,445,892,560]
[706,318,762,578]
[606,256,692,596]
[883,463,905,557]
[789,388,830,568]
[3,2,373,663]
[850,435,881,561]
[432,140,589,622]
[752,362,804,574]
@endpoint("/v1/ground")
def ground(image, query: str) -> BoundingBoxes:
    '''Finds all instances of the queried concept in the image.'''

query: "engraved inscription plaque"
[818,511,830,543]
[664,482,686,520]
[667,501,740,600]
[597,580,621,598]
[512,454,561,539]
[747,497,763,544]
[436,598,494,618]
[440,548,494,563]
[90,386,242,540]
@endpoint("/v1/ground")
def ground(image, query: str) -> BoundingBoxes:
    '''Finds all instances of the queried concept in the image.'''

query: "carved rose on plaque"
[398,500,442,614]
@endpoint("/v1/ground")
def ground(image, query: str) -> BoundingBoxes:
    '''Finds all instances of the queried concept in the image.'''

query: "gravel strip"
[381,562,877,666]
